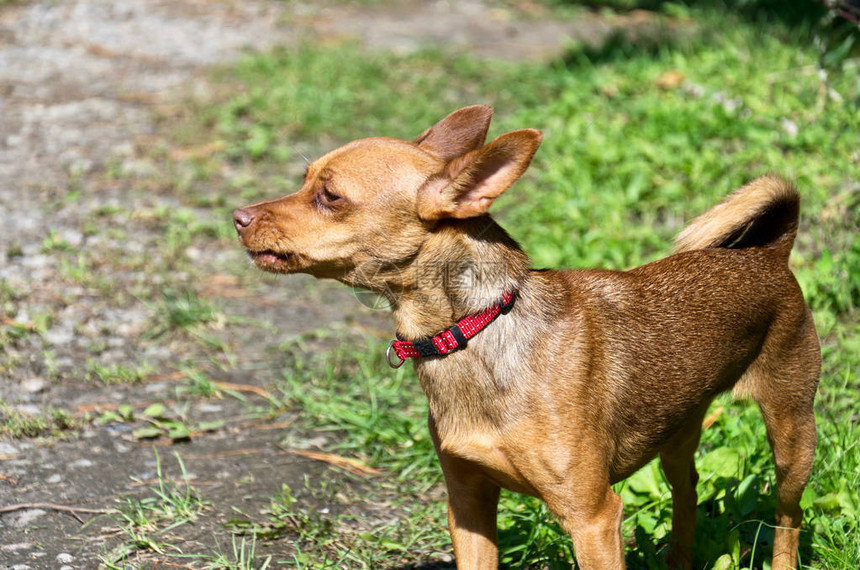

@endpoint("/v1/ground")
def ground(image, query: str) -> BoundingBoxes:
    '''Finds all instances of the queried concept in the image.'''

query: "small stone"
[21,378,49,394]
[43,326,74,346]
[0,543,32,552]
[683,82,705,98]
[13,405,40,416]
[69,459,93,469]
[46,474,62,484]
[292,435,328,450]
[112,141,135,157]
[56,553,74,564]
[10,508,47,528]
[145,382,167,394]
[67,158,93,176]
[781,118,798,138]
[21,254,51,270]
[60,229,83,247]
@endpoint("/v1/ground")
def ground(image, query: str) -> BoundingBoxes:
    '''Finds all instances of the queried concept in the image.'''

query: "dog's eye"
[320,185,343,206]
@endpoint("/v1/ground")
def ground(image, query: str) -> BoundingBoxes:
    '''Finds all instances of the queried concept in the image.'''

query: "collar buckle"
[386,340,406,369]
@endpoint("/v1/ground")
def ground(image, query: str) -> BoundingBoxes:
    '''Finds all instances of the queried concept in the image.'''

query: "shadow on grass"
[690,487,816,570]
[402,490,817,569]
[558,0,827,28]
[555,0,834,69]
[560,25,685,68]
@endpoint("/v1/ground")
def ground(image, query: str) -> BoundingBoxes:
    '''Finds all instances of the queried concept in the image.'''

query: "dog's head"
[233,105,541,290]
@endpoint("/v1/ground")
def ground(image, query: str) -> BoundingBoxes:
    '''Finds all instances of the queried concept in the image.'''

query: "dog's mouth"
[248,249,301,273]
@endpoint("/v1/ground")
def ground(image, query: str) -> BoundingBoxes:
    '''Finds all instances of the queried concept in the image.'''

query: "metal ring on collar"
[386,340,405,369]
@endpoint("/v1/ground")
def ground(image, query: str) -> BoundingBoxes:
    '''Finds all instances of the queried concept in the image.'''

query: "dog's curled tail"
[674,174,800,261]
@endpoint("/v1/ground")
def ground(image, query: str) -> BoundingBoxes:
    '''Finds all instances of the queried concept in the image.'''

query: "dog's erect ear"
[417,129,542,221]
[413,105,494,162]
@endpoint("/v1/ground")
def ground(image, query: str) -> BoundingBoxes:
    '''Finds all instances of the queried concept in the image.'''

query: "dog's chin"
[248,250,303,274]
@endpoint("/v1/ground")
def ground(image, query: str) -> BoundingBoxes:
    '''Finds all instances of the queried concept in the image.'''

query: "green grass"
[204,535,273,570]
[262,341,454,566]
[174,4,860,568]
[101,449,208,567]
[145,288,223,338]
[85,360,153,385]
[0,403,82,439]
[0,281,52,358]
[256,338,860,569]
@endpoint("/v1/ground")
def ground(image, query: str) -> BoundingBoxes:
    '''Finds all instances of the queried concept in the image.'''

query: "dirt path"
[0,1,637,567]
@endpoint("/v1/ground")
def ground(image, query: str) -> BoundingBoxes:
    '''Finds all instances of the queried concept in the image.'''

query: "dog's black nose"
[233,208,254,231]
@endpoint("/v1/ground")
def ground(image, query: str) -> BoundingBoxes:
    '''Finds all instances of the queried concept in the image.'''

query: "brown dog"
[233,106,820,569]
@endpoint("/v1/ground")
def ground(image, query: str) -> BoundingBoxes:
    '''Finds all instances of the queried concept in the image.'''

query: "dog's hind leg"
[744,317,820,570]
[758,397,817,570]
[659,405,709,570]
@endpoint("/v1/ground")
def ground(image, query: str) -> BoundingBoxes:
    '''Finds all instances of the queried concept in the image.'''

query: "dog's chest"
[416,347,552,495]
[437,428,538,496]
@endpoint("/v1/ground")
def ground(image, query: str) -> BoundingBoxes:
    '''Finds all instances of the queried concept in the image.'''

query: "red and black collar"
[386,291,516,368]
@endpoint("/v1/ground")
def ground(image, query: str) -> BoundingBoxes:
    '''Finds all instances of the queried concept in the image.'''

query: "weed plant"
[101,449,208,566]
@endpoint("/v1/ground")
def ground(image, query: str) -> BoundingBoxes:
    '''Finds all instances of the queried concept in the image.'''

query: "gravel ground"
[0,1,643,566]
[0,1,366,566]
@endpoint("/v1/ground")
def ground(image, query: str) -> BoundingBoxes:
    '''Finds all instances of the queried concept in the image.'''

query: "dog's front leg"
[545,480,626,569]
[430,417,501,569]
[443,460,501,569]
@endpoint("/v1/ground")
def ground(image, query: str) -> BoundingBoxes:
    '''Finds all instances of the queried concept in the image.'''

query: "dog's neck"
[391,216,531,340]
